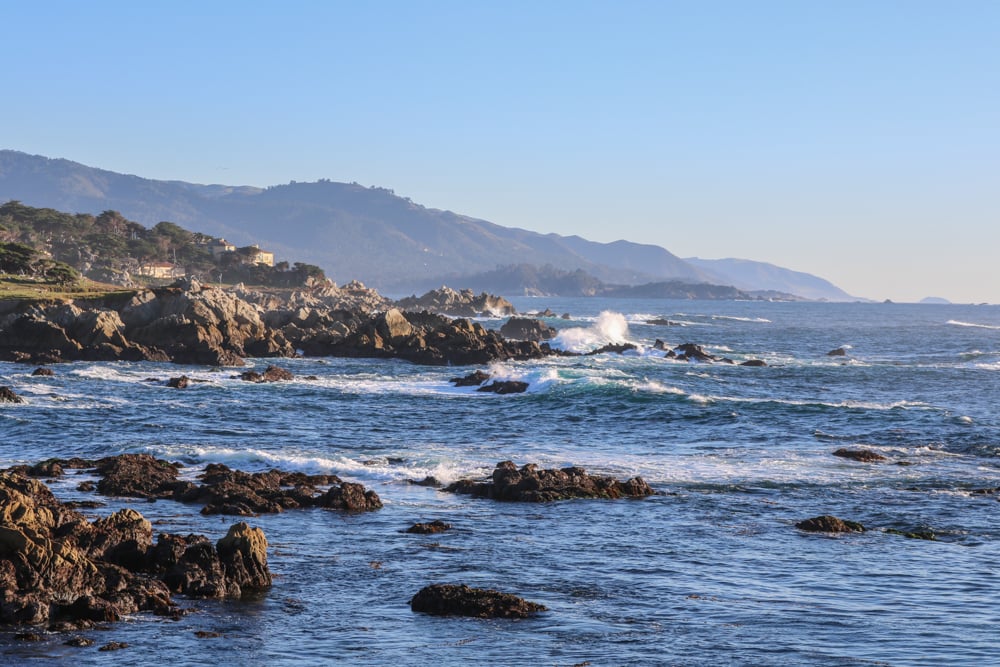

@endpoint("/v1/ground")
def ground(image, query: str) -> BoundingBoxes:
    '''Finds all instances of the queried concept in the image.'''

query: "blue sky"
[3,1,998,302]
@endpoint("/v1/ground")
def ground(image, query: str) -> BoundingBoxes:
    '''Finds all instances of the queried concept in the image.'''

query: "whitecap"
[947,320,1000,330]
[550,311,631,353]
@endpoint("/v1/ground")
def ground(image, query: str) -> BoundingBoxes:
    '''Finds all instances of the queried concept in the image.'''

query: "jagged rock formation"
[0,472,270,628]
[395,287,515,317]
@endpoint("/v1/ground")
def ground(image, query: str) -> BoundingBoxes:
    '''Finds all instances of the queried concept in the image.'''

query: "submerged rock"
[240,365,294,383]
[444,461,653,502]
[409,583,546,618]
[31,367,55,377]
[795,515,866,533]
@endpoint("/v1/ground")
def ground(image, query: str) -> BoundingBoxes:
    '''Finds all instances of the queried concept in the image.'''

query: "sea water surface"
[1,299,999,666]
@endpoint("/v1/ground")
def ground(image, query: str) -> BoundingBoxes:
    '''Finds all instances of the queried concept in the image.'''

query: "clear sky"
[3,1,998,302]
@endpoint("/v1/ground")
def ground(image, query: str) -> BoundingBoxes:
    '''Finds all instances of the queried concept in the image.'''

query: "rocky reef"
[444,461,654,502]
[410,583,546,618]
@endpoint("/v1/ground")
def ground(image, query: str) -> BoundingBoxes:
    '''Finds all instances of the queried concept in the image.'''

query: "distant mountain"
[919,296,951,305]
[684,257,859,302]
[1,150,852,299]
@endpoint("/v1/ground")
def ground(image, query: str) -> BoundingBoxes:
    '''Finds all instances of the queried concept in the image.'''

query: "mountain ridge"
[0,150,857,300]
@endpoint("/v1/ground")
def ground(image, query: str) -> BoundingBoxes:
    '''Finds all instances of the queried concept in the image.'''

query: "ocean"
[2,298,999,666]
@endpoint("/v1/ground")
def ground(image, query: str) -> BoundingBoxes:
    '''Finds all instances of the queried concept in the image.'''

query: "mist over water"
[2,299,999,665]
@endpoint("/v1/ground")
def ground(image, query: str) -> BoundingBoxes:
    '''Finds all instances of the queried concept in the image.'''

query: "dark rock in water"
[64,637,95,647]
[406,520,452,534]
[98,642,130,651]
[450,370,491,387]
[445,461,653,502]
[410,583,546,618]
[740,359,767,367]
[653,339,667,350]
[31,367,55,376]
[167,375,190,389]
[408,476,442,487]
[500,317,557,342]
[827,347,848,356]
[647,318,680,326]
[586,343,637,355]
[561,313,571,320]
[832,448,887,463]
[476,381,529,395]
[673,343,716,362]
[318,482,383,511]
[0,386,24,403]
[240,365,294,383]
[795,515,866,533]
[885,527,937,540]
[95,454,182,499]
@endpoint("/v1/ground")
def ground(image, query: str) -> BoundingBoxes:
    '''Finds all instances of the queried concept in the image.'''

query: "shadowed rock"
[500,317,557,342]
[240,365,294,383]
[476,381,529,394]
[832,448,887,463]
[31,367,55,376]
[445,461,653,502]
[795,515,866,533]
[410,583,545,618]
[450,370,491,387]
[406,520,452,534]
[827,347,848,356]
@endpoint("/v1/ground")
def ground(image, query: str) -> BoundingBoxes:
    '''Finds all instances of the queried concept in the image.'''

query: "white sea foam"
[711,315,772,323]
[947,320,1000,330]
[550,311,630,353]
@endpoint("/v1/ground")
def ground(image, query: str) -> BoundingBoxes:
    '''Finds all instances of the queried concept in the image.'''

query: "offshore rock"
[0,387,24,403]
[395,287,516,317]
[31,367,55,376]
[827,347,848,357]
[406,520,452,534]
[587,342,637,355]
[410,583,546,618]
[240,364,294,383]
[476,381,529,394]
[318,482,383,512]
[795,515,866,533]
[499,317,557,342]
[832,448,887,463]
[444,461,654,502]
[450,370,491,387]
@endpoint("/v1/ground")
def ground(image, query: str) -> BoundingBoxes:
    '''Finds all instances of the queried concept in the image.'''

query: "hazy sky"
[3,1,998,302]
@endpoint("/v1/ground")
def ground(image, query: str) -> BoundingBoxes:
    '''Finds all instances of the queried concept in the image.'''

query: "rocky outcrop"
[31,367,54,376]
[327,311,551,366]
[795,515,866,533]
[0,472,269,628]
[0,387,23,403]
[395,287,515,317]
[832,448,887,463]
[499,317,556,341]
[827,347,848,357]
[587,343,637,355]
[240,365,294,383]
[409,584,546,618]
[444,461,654,502]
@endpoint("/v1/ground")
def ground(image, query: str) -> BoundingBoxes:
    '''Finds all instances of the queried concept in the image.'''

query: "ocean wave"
[684,394,933,411]
[710,315,772,323]
[550,311,631,353]
[947,320,1000,330]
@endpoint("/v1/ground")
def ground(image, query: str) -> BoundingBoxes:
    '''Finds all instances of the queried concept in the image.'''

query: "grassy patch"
[0,276,135,302]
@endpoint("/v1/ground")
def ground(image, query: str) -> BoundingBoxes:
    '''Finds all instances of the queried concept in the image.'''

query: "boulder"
[410,583,546,618]
[586,343,637,355]
[240,365,294,383]
[740,359,767,367]
[445,461,654,502]
[31,367,55,377]
[827,347,848,357]
[499,317,557,342]
[795,515,866,533]
[318,483,383,511]
[167,375,190,389]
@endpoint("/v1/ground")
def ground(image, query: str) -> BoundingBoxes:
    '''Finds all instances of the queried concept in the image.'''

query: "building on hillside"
[136,261,185,279]
[243,244,275,267]
[208,239,237,258]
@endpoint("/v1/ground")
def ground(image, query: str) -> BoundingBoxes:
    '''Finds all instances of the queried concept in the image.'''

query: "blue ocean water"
[2,299,999,666]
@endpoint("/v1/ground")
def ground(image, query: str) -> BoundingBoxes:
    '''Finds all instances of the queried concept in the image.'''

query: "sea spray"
[551,310,630,353]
